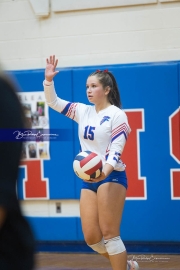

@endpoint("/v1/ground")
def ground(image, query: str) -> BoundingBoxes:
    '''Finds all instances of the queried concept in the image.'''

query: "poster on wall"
[17,92,50,160]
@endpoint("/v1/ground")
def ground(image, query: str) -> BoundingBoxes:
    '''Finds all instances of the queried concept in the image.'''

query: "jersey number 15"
[84,126,95,140]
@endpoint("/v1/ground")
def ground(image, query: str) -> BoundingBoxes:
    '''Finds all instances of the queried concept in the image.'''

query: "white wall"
[0,0,180,70]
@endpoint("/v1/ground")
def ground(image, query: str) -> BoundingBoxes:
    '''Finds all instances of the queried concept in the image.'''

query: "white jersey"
[44,81,131,171]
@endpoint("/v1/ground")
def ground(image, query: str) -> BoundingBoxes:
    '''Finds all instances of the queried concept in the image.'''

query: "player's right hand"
[45,55,59,82]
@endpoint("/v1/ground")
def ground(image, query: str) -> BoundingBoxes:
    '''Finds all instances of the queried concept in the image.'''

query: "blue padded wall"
[10,61,180,242]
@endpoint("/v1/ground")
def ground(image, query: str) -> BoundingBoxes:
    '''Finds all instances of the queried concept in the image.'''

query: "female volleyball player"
[44,55,139,270]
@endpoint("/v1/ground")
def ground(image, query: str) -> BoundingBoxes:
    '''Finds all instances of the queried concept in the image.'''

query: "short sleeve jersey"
[44,81,131,171]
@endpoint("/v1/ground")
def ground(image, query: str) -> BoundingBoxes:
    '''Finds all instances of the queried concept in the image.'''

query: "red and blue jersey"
[44,81,131,171]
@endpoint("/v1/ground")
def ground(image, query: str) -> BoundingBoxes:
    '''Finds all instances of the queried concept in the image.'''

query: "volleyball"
[73,151,103,180]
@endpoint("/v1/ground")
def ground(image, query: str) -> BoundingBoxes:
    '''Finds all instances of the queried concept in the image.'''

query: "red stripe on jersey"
[112,123,127,137]
[112,124,129,139]
[84,160,102,175]
[112,127,128,139]
[72,103,78,120]
[66,103,77,118]
[80,152,97,168]
[112,123,124,134]
[66,103,74,117]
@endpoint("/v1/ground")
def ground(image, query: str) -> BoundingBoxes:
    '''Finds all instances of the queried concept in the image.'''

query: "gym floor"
[34,253,180,270]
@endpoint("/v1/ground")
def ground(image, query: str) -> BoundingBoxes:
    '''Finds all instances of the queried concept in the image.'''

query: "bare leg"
[80,189,103,244]
[97,183,127,270]
[80,186,129,269]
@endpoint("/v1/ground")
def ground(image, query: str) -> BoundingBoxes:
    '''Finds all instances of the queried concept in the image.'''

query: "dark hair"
[0,73,26,129]
[88,70,122,108]
[0,73,26,184]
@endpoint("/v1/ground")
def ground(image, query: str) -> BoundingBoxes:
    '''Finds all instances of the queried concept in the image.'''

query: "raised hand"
[45,55,59,82]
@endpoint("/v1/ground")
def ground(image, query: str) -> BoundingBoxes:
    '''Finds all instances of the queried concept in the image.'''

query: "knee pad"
[104,236,126,255]
[88,238,107,254]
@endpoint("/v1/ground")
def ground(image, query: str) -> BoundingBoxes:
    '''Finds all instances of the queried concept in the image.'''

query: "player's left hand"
[89,172,106,183]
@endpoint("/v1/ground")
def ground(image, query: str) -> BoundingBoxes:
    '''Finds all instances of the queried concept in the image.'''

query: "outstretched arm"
[44,56,83,122]
[45,55,59,83]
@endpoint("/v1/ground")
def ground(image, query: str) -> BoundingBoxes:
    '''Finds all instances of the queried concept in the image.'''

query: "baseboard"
[35,241,180,254]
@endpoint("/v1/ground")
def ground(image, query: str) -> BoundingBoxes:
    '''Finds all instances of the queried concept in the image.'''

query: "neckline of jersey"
[94,104,113,114]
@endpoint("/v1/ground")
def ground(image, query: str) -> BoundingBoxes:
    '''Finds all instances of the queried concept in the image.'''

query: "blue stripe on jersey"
[111,131,127,142]
[113,156,118,162]
[61,102,72,115]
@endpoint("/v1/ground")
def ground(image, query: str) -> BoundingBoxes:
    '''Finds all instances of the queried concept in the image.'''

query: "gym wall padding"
[10,61,180,242]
